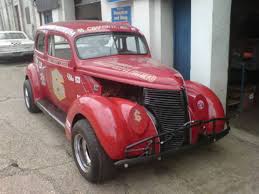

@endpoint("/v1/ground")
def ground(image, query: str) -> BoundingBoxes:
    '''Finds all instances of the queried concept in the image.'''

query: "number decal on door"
[51,69,66,101]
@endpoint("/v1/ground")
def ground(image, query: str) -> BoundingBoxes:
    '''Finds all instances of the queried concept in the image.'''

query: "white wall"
[161,0,173,66]
[20,0,39,39]
[210,0,232,108]
[191,0,232,107]
[0,0,17,31]
[149,0,161,61]
[132,0,151,44]
[191,0,213,87]
[62,0,75,21]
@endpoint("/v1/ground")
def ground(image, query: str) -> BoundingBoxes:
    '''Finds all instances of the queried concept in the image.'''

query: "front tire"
[23,79,41,113]
[72,119,116,183]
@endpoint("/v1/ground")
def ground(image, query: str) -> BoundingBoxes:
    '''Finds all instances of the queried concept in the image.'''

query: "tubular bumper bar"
[114,118,230,167]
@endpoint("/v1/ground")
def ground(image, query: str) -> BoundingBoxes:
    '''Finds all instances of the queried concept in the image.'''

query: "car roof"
[38,20,141,37]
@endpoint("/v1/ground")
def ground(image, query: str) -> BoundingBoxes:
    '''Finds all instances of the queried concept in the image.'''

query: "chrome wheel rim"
[74,134,91,173]
[24,88,30,108]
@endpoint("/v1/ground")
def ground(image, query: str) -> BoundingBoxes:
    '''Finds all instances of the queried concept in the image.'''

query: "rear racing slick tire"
[23,79,41,113]
[72,119,116,183]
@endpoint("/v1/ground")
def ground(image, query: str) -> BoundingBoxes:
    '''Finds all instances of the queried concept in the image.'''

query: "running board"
[36,99,66,128]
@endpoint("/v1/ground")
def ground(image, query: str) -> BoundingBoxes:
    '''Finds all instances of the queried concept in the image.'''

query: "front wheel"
[72,119,116,183]
[23,79,41,113]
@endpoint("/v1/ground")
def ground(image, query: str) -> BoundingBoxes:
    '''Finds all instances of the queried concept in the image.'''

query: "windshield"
[76,33,148,59]
[0,32,27,40]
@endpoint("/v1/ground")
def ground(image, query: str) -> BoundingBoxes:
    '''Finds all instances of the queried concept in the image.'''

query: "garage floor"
[230,90,259,136]
[0,61,259,194]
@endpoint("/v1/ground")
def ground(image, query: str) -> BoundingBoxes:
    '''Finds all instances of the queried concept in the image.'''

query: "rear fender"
[66,95,159,160]
[25,63,42,100]
[185,81,225,144]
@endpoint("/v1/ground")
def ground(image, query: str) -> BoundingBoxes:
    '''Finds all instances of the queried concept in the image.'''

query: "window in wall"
[14,5,21,31]
[36,33,45,53]
[48,35,72,60]
[43,11,53,24]
[25,7,31,24]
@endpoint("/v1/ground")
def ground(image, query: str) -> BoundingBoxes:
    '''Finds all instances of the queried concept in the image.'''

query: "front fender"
[65,95,158,160]
[185,81,225,144]
[25,63,42,100]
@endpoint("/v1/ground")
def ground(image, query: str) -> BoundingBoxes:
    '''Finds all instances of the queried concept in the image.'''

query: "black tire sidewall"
[72,119,115,183]
[23,79,40,113]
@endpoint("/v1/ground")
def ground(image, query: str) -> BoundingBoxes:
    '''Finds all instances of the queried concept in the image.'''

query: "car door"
[34,31,49,99]
[45,32,76,112]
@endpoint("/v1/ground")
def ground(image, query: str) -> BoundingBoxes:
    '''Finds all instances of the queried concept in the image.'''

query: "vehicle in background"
[0,31,34,59]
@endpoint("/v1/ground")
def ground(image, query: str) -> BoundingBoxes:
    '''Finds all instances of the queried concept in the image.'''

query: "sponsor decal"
[134,110,142,123]
[39,72,46,86]
[76,25,133,34]
[67,73,74,82]
[48,57,69,67]
[40,25,76,37]
[35,56,46,86]
[51,69,66,101]
[40,24,137,36]
[94,61,157,82]
[75,76,81,84]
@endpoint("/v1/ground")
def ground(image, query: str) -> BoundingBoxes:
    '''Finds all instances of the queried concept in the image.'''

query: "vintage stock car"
[23,21,230,183]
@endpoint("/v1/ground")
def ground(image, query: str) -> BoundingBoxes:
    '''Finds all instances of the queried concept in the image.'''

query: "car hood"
[77,55,185,90]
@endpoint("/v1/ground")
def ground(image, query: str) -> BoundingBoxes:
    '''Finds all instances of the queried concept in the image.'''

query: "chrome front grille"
[143,88,189,151]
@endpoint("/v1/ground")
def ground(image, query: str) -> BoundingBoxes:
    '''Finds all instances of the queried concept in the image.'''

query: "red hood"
[77,55,185,90]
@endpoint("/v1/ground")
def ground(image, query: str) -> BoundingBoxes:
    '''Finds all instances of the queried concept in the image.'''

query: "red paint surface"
[26,21,226,160]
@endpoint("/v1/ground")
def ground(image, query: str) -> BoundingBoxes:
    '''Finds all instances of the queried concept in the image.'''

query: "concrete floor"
[231,94,259,136]
[0,61,259,194]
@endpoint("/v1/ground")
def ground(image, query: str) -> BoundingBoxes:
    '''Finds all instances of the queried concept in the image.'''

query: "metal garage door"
[173,0,191,80]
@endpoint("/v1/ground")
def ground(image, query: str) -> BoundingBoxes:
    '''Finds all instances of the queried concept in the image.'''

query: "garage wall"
[191,0,232,107]
[62,0,75,21]
[0,0,19,31]
[20,0,39,39]
[210,0,232,108]
[161,0,173,66]
[191,0,213,87]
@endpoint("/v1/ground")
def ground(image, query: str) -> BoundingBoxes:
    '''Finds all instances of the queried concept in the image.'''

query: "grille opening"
[143,88,189,151]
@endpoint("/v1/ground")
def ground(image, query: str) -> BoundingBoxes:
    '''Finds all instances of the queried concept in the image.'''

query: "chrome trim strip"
[36,101,66,128]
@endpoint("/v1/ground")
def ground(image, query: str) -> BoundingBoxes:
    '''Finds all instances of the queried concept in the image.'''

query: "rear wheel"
[72,119,116,183]
[23,79,41,113]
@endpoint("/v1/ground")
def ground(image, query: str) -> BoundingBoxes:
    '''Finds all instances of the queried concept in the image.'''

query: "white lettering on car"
[67,73,74,82]
[35,56,46,86]
[48,57,69,67]
[75,76,81,84]
[39,25,76,37]
[94,61,157,83]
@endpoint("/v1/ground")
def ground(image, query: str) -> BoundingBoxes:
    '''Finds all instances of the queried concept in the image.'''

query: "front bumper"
[114,118,230,168]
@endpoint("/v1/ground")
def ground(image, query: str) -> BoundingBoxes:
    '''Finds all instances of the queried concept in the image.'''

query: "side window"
[36,33,45,53]
[138,38,147,53]
[126,36,137,52]
[48,35,72,60]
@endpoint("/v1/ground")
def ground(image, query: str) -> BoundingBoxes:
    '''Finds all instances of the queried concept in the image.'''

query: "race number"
[51,69,66,101]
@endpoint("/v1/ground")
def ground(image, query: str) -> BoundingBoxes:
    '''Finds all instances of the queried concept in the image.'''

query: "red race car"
[23,21,230,183]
